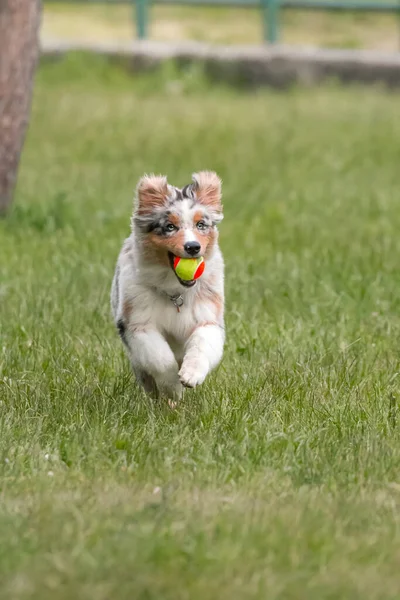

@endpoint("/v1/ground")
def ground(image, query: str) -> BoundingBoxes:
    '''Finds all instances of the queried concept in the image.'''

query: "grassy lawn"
[1,56,400,598]
[42,2,400,51]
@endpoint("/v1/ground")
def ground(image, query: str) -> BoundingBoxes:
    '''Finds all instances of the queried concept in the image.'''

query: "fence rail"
[46,0,400,45]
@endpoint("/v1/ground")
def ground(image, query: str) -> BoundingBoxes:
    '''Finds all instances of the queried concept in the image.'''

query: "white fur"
[111,179,225,402]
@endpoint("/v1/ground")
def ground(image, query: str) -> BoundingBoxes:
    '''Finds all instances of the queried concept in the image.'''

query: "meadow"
[1,56,400,598]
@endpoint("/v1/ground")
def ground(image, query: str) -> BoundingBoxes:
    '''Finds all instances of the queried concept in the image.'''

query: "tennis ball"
[173,256,205,281]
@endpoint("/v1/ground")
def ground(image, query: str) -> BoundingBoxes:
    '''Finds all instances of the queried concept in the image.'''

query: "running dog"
[111,171,225,401]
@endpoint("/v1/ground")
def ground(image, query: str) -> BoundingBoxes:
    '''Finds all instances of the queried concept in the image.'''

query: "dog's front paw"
[179,359,208,389]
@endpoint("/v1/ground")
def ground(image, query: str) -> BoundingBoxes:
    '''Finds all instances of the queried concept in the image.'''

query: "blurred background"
[42,0,400,51]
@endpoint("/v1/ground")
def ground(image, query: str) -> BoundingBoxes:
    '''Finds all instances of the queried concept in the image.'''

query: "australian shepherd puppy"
[111,171,225,402]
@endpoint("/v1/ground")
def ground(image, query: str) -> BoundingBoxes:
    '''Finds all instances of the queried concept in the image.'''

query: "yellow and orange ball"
[173,256,205,281]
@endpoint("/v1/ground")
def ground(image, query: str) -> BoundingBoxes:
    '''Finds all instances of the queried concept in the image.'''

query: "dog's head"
[132,171,222,285]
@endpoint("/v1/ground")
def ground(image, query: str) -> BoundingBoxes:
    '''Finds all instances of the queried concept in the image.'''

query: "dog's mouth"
[168,252,197,288]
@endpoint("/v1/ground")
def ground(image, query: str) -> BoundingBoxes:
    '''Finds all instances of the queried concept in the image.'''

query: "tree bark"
[0,0,41,215]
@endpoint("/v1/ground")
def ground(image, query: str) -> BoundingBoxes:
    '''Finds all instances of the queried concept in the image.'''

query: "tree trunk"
[0,0,41,216]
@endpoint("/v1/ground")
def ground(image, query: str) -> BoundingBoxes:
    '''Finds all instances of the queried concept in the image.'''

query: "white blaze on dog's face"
[133,171,223,269]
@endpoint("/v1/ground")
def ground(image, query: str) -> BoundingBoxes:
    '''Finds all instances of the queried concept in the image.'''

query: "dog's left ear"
[192,171,223,221]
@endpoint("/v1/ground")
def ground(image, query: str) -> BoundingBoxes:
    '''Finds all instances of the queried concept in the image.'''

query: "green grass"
[1,55,400,598]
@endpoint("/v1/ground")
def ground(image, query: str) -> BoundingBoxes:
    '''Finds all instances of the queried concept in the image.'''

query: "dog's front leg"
[128,329,182,399]
[179,325,224,389]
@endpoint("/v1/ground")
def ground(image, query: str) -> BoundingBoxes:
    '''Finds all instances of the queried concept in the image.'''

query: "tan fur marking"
[192,171,222,211]
[188,320,222,338]
[168,213,181,227]
[141,239,170,267]
[123,299,133,321]
[198,283,224,321]
[142,229,187,266]
[203,228,218,259]
[193,210,205,224]
[136,174,168,216]
[193,230,203,245]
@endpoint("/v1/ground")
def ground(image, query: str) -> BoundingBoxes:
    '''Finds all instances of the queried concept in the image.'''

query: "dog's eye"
[165,223,177,233]
[196,221,207,230]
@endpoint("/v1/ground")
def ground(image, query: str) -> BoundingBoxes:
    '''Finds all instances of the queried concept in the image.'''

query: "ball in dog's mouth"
[168,253,205,287]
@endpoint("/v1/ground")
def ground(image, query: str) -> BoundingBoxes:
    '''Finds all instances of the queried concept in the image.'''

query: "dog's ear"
[192,171,223,220]
[136,174,169,215]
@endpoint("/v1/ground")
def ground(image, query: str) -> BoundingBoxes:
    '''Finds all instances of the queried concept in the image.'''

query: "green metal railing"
[47,0,400,45]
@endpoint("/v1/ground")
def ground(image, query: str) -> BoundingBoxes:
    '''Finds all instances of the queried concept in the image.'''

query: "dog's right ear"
[191,171,223,223]
[135,174,169,216]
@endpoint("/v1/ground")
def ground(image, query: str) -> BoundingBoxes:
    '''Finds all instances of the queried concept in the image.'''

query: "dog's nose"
[184,241,201,256]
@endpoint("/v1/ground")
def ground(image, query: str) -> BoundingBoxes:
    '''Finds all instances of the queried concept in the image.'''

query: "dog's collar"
[152,286,185,312]
[152,284,197,313]
[168,293,184,312]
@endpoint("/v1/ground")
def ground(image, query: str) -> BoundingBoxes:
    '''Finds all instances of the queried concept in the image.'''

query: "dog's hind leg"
[135,370,181,409]
[135,368,158,398]
[127,329,183,402]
